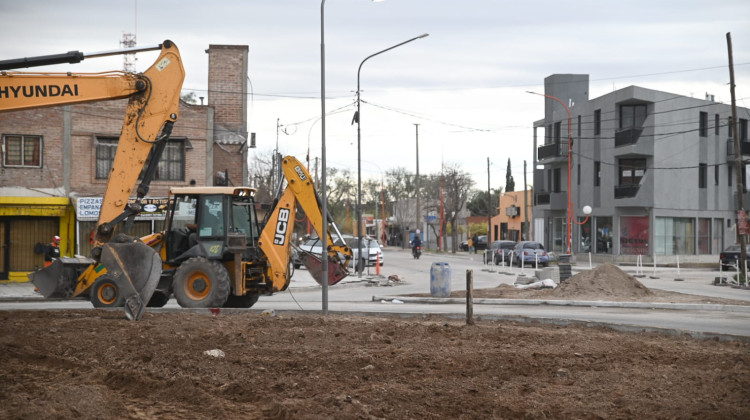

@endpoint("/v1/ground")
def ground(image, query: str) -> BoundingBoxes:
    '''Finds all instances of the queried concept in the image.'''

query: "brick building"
[0,44,249,281]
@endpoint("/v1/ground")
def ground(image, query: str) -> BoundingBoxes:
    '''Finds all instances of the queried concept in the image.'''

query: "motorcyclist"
[411,230,422,258]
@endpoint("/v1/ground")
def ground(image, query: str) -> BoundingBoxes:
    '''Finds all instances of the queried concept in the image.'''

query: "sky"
[3,0,750,190]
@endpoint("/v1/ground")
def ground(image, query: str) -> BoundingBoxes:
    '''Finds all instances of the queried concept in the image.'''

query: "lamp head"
[582,205,592,215]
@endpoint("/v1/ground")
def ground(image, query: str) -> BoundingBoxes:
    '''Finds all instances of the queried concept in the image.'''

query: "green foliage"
[505,158,515,192]
[468,223,488,236]
[466,188,501,216]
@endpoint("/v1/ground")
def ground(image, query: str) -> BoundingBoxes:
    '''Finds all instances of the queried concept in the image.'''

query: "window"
[594,161,601,187]
[715,114,720,136]
[2,135,42,167]
[553,167,561,193]
[729,165,733,187]
[741,119,748,142]
[554,121,561,144]
[95,136,185,181]
[699,112,708,137]
[699,163,707,188]
[594,109,601,135]
[577,115,581,137]
[618,158,646,186]
[620,104,647,129]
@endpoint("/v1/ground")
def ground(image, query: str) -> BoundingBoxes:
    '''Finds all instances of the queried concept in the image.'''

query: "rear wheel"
[224,294,260,308]
[147,291,171,307]
[90,275,124,308]
[172,257,230,308]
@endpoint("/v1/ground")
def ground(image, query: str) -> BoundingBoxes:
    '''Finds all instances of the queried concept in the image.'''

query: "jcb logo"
[294,165,307,181]
[273,208,290,245]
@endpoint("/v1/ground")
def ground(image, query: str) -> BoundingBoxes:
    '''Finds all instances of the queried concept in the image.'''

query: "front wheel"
[90,275,125,308]
[172,257,231,308]
[224,294,259,308]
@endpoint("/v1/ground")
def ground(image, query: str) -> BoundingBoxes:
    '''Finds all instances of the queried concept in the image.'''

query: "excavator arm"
[258,156,353,290]
[1,41,185,320]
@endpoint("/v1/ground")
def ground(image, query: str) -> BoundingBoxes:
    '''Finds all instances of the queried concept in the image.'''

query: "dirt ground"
[1,264,749,419]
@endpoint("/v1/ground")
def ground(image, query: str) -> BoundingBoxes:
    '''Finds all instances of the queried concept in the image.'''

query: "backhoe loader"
[2,43,352,315]
[1,41,185,320]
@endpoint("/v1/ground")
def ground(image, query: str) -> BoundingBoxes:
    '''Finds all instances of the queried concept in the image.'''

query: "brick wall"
[0,108,63,188]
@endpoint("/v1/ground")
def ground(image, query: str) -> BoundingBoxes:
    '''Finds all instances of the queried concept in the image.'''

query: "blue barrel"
[430,262,451,298]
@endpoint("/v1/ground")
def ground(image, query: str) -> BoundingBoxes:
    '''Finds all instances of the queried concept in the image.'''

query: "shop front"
[0,195,75,282]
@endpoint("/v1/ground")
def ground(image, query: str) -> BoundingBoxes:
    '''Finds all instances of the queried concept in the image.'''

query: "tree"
[181,91,199,105]
[505,158,515,192]
[466,188,501,216]
[440,163,474,253]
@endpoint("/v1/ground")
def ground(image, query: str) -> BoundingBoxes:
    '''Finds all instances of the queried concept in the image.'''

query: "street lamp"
[527,90,584,254]
[320,0,329,313]
[355,33,429,276]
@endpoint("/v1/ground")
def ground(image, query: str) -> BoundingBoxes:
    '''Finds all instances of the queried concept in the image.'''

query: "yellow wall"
[0,196,75,282]
[490,190,533,241]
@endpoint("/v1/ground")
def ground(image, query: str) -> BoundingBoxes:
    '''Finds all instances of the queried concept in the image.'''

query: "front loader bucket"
[300,252,349,286]
[99,242,162,321]
[30,257,94,298]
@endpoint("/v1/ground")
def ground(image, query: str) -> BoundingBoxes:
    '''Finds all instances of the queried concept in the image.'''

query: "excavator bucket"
[299,251,349,286]
[30,257,93,298]
[99,242,162,321]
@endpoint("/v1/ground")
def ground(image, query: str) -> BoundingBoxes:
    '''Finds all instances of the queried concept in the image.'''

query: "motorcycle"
[412,245,421,259]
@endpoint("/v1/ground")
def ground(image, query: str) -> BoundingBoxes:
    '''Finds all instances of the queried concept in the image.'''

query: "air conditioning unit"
[505,205,519,218]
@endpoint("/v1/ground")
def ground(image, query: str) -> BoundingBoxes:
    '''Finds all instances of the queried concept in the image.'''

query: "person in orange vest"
[44,235,61,267]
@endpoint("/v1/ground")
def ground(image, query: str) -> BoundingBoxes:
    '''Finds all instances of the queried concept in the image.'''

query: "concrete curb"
[371,295,750,313]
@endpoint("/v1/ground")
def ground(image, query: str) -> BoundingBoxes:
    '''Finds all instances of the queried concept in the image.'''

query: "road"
[2,247,750,338]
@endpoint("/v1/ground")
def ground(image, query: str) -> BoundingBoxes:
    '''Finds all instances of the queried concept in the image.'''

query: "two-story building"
[533,74,749,262]
[0,44,250,281]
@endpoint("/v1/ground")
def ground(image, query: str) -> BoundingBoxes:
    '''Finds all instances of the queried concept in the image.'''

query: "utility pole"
[728,32,747,275]
[415,124,420,246]
[487,157,491,242]
[524,160,529,240]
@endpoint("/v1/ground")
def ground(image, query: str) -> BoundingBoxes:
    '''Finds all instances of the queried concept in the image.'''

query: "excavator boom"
[2,41,185,320]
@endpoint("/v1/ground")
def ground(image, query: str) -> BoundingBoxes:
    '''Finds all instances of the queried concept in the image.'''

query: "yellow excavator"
[1,42,352,319]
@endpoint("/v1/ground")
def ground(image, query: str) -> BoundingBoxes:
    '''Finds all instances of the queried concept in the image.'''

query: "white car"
[343,235,384,269]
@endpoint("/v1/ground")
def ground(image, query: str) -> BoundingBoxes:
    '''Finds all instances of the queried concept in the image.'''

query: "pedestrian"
[467,236,474,253]
[472,233,479,254]
[45,235,61,267]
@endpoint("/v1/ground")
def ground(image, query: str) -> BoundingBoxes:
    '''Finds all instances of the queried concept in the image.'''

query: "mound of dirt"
[553,263,653,300]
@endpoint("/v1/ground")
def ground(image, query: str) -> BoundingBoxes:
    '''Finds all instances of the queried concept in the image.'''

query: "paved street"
[2,247,750,339]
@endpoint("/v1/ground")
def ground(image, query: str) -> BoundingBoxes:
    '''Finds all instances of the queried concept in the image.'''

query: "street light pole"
[356,33,429,275]
[320,0,329,313]
[527,91,574,254]
[415,123,420,249]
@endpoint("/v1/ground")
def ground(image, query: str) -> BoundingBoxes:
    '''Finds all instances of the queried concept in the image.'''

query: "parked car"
[720,244,750,270]
[460,240,469,252]
[475,235,488,251]
[485,240,516,265]
[512,241,550,267]
[343,235,384,269]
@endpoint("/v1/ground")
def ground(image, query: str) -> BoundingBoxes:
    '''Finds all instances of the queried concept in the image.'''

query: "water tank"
[430,262,451,298]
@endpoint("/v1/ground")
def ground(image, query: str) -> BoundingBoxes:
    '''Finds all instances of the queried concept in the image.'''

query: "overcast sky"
[3,0,749,189]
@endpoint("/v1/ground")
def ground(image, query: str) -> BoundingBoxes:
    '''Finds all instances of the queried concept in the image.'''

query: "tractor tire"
[172,257,230,308]
[147,291,171,308]
[223,294,260,308]
[90,275,125,308]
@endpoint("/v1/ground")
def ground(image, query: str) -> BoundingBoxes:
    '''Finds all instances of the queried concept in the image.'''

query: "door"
[0,220,8,280]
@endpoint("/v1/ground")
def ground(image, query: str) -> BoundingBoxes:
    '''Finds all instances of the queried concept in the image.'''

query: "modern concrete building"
[532,74,749,262]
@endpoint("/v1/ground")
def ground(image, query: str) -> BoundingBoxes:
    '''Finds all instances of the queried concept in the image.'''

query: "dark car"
[720,244,750,270]
[485,240,516,265]
[512,241,550,267]
[474,235,488,251]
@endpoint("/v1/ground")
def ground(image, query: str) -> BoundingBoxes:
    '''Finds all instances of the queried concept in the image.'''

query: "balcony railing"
[537,142,567,160]
[726,140,750,158]
[535,192,550,205]
[615,128,643,147]
[615,184,640,199]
